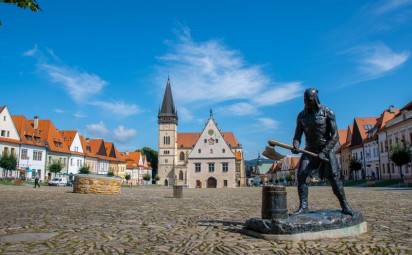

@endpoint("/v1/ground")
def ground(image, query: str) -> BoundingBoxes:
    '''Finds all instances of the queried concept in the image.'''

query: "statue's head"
[304,88,321,111]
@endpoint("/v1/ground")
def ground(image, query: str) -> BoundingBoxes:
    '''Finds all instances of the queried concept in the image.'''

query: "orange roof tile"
[12,116,46,148]
[59,130,77,148]
[338,129,348,146]
[354,117,378,141]
[177,132,241,149]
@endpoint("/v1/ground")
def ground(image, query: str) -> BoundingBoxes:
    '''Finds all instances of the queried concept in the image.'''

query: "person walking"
[34,175,40,188]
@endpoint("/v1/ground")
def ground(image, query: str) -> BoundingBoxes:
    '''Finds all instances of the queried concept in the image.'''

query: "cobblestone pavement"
[0,185,411,254]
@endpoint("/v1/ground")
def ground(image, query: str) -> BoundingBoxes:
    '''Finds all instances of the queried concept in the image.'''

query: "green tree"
[107,171,114,177]
[79,165,90,174]
[142,173,151,181]
[349,159,362,180]
[390,143,412,182]
[48,161,62,176]
[140,147,158,178]
[1,0,41,26]
[0,152,17,177]
[125,173,131,181]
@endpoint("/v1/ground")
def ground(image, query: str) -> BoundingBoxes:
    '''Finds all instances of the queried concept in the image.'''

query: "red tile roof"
[177,132,241,149]
[354,117,378,141]
[12,116,46,148]
[338,129,348,146]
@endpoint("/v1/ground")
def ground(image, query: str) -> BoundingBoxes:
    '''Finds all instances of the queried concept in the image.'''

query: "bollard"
[173,185,183,198]
[262,185,288,220]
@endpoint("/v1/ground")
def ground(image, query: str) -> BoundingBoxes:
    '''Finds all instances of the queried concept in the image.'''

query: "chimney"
[388,105,396,113]
[34,116,39,129]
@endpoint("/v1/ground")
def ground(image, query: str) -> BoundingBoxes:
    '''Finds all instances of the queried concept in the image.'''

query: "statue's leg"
[295,155,312,214]
[326,151,354,216]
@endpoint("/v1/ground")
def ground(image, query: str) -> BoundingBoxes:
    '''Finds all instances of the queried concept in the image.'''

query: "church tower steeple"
[158,77,178,187]
[158,77,178,125]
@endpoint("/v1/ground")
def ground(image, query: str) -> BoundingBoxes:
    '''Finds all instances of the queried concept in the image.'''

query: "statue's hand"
[291,140,300,154]
[318,152,328,162]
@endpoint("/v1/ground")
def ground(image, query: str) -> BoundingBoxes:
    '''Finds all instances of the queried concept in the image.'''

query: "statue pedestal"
[244,210,367,241]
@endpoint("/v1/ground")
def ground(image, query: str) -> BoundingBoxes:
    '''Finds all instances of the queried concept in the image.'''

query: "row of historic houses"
[337,101,412,181]
[0,106,152,183]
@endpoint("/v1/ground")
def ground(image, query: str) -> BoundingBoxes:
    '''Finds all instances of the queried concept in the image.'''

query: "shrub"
[79,165,90,174]
[107,171,114,177]
[143,173,151,181]
[125,173,131,181]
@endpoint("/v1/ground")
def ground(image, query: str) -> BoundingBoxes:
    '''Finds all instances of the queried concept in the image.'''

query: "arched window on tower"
[179,171,184,180]
[179,151,185,161]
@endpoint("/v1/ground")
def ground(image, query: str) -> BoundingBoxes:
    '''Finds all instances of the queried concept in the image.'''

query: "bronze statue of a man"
[292,88,353,216]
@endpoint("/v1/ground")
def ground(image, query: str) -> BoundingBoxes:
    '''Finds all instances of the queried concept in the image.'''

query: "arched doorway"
[179,171,184,180]
[164,179,168,186]
[207,177,217,188]
[196,180,202,188]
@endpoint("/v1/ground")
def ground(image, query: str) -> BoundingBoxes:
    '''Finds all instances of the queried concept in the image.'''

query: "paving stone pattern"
[0,185,411,254]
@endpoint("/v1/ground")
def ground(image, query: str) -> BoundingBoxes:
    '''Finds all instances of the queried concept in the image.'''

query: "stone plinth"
[244,210,367,241]
[73,174,122,195]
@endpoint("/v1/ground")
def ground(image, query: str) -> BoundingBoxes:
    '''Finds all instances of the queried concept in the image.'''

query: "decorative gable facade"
[0,106,21,178]
[157,79,246,188]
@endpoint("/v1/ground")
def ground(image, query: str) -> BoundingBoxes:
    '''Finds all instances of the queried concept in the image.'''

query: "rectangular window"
[208,163,215,173]
[11,148,15,156]
[21,149,28,160]
[71,158,74,166]
[4,147,9,155]
[195,163,201,172]
[222,162,228,172]
[6,131,10,137]
[0,130,5,137]
[382,164,385,174]
[224,180,228,187]
[33,150,42,161]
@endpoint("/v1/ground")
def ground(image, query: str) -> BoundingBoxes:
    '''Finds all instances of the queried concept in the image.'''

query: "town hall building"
[157,78,246,188]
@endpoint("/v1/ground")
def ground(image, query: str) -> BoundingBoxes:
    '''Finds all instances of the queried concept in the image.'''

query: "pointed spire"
[158,77,178,125]
[209,109,213,119]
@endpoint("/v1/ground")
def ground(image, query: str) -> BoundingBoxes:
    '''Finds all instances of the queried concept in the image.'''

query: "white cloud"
[23,44,38,57]
[373,0,412,15]
[355,43,409,77]
[85,121,109,137]
[73,112,87,118]
[90,101,141,117]
[112,125,137,143]
[40,63,106,103]
[257,117,279,130]
[178,106,194,122]
[156,28,302,116]
[54,108,64,114]
[255,82,303,106]
[224,102,258,116]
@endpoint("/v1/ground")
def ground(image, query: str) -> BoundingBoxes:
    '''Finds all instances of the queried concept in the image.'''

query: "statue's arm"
[324,109,339,153]
[293,112,303,147]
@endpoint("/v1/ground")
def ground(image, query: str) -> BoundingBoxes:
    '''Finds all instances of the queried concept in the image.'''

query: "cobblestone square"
[0,185,411,254]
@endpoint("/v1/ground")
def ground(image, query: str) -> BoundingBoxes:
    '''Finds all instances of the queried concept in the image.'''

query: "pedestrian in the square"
[34,176,40,188]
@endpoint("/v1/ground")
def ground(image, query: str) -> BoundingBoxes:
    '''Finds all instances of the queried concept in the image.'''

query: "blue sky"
[0,0,411,159]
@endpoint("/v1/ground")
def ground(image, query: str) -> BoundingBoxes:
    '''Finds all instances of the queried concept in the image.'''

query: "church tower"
[157,77,178,186]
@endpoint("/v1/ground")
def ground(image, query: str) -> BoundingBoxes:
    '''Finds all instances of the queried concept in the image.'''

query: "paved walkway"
[0,185,411,254]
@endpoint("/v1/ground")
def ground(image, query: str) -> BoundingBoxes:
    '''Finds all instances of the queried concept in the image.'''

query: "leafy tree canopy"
[0,152,17,171]
[350,159,362,172]
[48,161,62,174]
[390,143,412,167]
[140,147,158,170]
[1,0,40,26]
